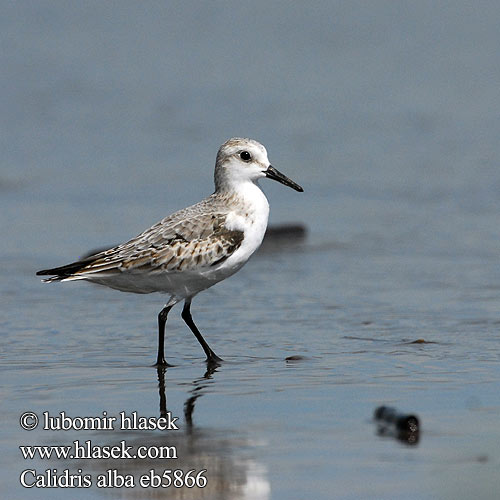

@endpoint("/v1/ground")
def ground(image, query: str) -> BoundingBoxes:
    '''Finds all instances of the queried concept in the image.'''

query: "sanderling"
[37,138,303,366]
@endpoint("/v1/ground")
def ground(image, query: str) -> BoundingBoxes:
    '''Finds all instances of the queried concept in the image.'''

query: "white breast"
[217,182,270,273]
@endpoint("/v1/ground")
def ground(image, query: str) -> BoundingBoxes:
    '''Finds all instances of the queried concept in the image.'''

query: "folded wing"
[37,203,244,281]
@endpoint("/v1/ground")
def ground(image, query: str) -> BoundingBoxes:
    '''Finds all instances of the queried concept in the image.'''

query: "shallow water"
[2,1,500,499]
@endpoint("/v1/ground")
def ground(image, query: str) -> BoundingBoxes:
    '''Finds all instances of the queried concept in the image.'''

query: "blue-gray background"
[2,1,500,499]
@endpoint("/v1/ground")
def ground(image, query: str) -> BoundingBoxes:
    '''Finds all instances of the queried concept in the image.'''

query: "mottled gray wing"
[73,200,244,275]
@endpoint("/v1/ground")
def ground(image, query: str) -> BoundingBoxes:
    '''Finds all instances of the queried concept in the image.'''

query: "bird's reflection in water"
[84,362,270,499]
[178,362,217,431]
[157,361,218,431]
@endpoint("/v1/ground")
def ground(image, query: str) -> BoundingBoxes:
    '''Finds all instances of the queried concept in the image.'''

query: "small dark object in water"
[285,355,307,362]
[374,406,420,445]
[259,223,307,251]
[264,223,307,241]
[374,405,419,432]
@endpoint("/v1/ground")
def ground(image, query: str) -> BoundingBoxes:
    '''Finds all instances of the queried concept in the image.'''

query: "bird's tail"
[36,255,100,282]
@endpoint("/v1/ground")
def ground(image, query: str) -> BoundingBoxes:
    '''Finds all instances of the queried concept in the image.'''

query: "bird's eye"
[239,151,251,162]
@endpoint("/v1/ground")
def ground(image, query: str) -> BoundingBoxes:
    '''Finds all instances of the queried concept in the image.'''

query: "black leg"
[155,304,174,367]
[181,299,223,364]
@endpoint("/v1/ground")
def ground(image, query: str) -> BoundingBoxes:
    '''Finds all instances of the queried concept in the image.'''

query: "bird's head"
[214,138,303,193]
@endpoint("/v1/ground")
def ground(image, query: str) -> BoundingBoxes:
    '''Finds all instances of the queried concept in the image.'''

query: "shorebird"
[37,138,303,366]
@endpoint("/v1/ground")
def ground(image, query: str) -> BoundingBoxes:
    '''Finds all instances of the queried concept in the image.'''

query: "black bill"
[265,165,303,192]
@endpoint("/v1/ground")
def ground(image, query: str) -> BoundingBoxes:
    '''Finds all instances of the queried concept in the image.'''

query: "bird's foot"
[206,352,223,366]
[153,358,175,368]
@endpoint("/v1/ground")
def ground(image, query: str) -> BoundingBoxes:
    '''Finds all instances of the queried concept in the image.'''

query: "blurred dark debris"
[285,355,308,362]
[407,339,437,344]
[81,223,308,260]
[259,223,307,251]
[374,405,420,446]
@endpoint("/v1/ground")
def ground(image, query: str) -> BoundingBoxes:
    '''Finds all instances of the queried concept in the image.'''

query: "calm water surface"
[2,1,500,499]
